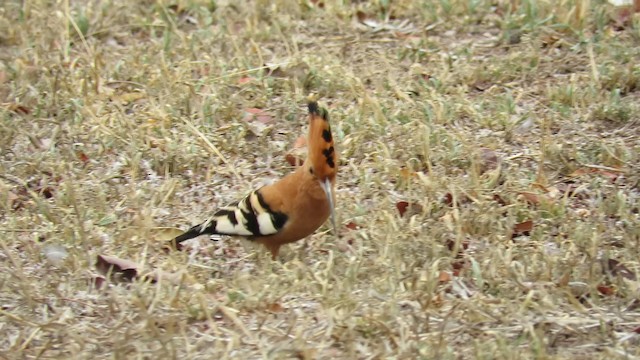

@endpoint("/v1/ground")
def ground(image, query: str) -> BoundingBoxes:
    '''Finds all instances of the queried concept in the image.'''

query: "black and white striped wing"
[173,190,288,244]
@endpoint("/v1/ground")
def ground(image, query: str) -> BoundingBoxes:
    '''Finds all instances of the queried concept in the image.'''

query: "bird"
[169,100,337,259]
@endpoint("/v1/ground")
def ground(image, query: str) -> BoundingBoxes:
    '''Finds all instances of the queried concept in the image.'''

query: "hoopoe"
[169,101,337,259]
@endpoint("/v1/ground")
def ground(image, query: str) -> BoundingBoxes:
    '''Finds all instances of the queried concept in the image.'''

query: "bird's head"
[306,101,337,236]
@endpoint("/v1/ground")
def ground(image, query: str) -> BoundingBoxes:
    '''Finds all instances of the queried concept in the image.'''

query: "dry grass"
[1,0,640,358]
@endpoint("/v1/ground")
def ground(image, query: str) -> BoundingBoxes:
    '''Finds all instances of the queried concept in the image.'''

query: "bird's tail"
[174,224,204,243]
[169,223,210,250]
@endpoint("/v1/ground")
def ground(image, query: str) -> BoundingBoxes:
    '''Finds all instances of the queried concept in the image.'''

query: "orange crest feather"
[307,102,337,182]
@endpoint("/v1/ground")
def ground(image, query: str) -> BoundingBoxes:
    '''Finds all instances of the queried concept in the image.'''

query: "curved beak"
[319,178,337,237]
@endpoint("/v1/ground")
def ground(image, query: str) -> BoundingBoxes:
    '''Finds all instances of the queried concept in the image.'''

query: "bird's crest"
[307,101,337,182]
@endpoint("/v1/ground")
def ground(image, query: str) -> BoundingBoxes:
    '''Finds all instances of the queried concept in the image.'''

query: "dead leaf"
[4,102,31,115]
[345,222,361,230]
[512,220,533,238]
[243,108,273,124]
[356,11,383,31]
[14,176,57,201]
[570,167,623,182]
[396,201,409,216]
[285,135,307,166]
[438,271,452,283]
[76,151,90,164]
[91,274,107,290]
[95,254,139,282]
[445,239,469,272]
[266,302,284,313]
[356,10,372,24]
[600,171,620,182]
[442,193,470,207]
[445,239,469,253]
[452,259,468,273]
[473,80,492,92]
[399,167,416,182]
[41,186,54,199]
[529,182,544,192]
[597,284,616,296]
[285,154,304,167]
[569,167,596,177]
[609,2,638,29]
[237,77,254,85]
[396,201,423,217]
[243,108,274,137]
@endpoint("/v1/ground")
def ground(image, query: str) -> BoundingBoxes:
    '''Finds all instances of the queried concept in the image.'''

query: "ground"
[1,0,640,359]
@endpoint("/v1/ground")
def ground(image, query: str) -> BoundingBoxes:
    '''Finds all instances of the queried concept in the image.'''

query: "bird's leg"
[262,242,280,261]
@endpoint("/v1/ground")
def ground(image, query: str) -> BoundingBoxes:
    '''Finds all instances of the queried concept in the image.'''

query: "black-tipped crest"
[308,101,319,115]
[307,100,338,238]
[308,101,329,121]
[307,101,337,183]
